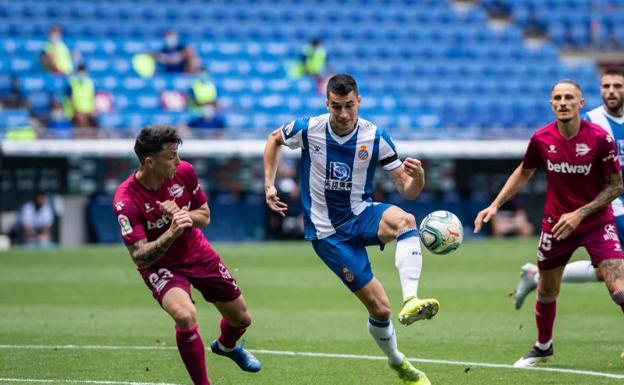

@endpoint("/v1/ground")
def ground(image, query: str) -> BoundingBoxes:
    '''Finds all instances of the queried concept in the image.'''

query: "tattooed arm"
[578,173,624,219]
[553,173,623,240]
[126,209,193,268]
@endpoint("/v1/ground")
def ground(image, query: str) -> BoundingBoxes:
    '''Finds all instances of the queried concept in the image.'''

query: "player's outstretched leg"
[389,356,431,385]
[394,227,439,325]
[398,296,439,326]
[513,344,554,368]
[514,263,538,310]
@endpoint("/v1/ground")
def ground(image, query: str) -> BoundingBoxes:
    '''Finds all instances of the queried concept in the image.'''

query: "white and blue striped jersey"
[585,106,624,216]
[280,113,403,240]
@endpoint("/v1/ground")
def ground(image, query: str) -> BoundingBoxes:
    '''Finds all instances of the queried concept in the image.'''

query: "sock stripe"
[536,294,557,304]
[397,228,418,241]
[368,317,390,328]
[175,324,199,333]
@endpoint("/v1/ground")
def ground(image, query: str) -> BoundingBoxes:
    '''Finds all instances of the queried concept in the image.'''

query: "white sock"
[368,317,404,365]
[217,341,234,352]
[395,228,422,300]
[535,340,552,350]
[533,260,597,284]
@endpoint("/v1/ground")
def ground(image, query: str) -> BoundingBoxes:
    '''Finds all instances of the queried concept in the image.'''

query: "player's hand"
[474,206,498,233]
[265,185,288,217]
[169,207,193,237]
[157,200,181,217]
[402,158,424,179]
[552,210,582,240]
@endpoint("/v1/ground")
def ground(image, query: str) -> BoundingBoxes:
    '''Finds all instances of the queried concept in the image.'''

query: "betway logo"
[546,159,592,175]
[147,215,170,230]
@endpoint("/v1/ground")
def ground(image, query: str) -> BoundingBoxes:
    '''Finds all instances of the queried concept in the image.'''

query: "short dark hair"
[602,67,624,79]
[326,74,358,98]
[134,125,182,164]
[551,79,582,93]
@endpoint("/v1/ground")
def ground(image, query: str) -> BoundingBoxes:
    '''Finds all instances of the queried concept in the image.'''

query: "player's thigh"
[354,277,391,320]
[312,235,373,292]
[584,221,624,271]
[214,295,251,328]
[161,287,197,326]
[377,205,416,244]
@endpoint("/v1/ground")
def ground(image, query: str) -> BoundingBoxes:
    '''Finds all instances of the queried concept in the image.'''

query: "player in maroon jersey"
[113,125,261,385]
[474,80,624,368]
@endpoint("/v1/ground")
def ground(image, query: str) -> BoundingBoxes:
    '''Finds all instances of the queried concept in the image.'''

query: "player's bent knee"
[396,213,416,233]
[171,306,197,327]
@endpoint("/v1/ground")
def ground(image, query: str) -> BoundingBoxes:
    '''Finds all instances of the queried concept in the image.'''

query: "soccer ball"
[418,210,463,255]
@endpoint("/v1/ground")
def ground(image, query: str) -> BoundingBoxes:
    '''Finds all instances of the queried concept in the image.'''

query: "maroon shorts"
[537,221,624,270]
[139,255,241,305]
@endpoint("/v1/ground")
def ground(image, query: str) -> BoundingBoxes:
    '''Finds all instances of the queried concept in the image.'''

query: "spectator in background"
[43,100,73,139]
[490,198,534,237]
[64,63,98,132]
[288,38,331,93]
[154,30,199,73]
[186,67,225,136]
[188,67,218,110]
[9,192,55,248]
[40,25,74,75]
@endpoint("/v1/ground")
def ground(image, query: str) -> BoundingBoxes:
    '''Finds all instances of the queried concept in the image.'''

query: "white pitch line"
[0,379,183,385]
[1,344,623,380]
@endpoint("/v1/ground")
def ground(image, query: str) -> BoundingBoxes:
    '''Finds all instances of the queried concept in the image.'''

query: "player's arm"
[388,157,425,200]
[126,209,193,268]
[474,163,536,233]
[158,200,210,227]
[264,128,288,217]
[189,202,210,227]
[553,172,623,240]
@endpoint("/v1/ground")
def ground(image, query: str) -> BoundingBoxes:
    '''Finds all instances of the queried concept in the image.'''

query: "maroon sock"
[176,324,210,385]
[535,299,556,345]
[217,317,248,349]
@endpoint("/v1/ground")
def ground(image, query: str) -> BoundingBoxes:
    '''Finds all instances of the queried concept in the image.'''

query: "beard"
[605,97,624,115]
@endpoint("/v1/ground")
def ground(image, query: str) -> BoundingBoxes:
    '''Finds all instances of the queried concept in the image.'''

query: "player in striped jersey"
[514,68,624,311]
[264,74,435,385]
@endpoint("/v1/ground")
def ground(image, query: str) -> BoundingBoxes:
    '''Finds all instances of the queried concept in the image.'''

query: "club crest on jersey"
[575,143,590,156]
[118,214,132,235]
[357,145,369,160]
[604,224,619,241]
[145,202,153,213]
[342,267,355,283]
[115,201,124,211]
[168,184,185,198]
[548,145,557,153]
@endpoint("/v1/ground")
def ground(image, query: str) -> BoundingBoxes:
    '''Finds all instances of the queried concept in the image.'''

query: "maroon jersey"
[113,161,218,271]
[522,120,621,230]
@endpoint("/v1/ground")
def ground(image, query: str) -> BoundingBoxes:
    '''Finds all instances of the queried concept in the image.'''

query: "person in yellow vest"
[288,38,331,94]
[40,25,74,75]
[65,64,98,131]
[188,67,218,110]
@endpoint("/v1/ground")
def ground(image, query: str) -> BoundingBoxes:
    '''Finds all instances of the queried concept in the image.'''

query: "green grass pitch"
[1,238,623,384]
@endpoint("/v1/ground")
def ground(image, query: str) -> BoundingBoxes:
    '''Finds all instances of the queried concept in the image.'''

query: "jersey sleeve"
[115,198,147,246]
[597,133,621,176]
[522,135,542,169]
[379,129,402,171]
[179,161,208,209]
[280,117,308,150]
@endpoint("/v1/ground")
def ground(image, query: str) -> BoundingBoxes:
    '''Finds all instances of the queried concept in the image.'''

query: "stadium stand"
[0,0,612,139]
